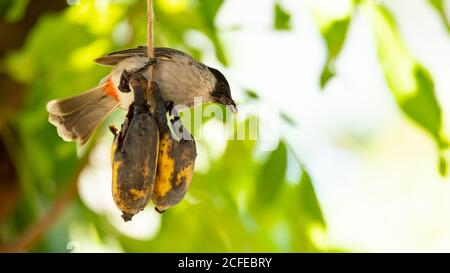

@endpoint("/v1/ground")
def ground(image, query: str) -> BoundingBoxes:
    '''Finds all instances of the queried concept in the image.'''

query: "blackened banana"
[150,83,197,213]
[111,71,159,221]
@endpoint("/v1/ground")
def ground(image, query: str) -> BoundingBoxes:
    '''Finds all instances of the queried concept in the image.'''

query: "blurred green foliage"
[0,0,325,252]
[1,0,29,22]
[318,16,351,88]
[429,0,450,32]
[316,1,355,89]
[365,2,448,174]
[273,2,291,31]
[316,0,449,175]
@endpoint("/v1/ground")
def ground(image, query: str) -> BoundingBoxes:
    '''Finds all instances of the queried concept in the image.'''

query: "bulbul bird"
[46,46,236,144]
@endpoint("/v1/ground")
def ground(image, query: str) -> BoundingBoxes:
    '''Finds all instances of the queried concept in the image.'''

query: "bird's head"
[208,67,237,113]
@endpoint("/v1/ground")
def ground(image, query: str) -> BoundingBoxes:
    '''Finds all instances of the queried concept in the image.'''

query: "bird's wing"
[94,47,187,66]
[94,46,146,66]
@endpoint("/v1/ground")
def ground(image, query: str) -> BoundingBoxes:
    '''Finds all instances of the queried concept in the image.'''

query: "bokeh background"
[0,0,450,252]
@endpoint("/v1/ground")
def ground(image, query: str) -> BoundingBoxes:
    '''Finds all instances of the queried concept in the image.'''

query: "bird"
[46,46,237,144]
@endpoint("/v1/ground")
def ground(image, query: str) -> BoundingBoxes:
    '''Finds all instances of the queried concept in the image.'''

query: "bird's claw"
[145,58,157,67]
[165,100,174,112]
[109,125,118,136]
[118,69,132,93]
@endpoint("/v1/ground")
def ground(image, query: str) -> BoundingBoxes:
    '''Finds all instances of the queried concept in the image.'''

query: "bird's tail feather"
[46,83,119,144]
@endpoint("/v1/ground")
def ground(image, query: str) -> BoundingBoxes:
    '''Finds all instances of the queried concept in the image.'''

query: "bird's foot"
[145,58,157,67]
[118,69,132,93]
[165,100,174,113]
[109,125,118,136]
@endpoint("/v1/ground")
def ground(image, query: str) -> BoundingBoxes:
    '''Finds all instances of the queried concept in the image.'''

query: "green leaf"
[280,112,296,127]
[197,0,223,23]
[439,154,448,177]
[253,142,287,206]
[197,0,228,65]
[245,89,259,100]
[319,16,352,88]
[0,1,12,16]
[298,170,326,227]
[429,0,450,32]
[367,3,448,173]
[401,67,444,147]
[274,2,291,31]
[4,0,29,22]
[284,151,326,251]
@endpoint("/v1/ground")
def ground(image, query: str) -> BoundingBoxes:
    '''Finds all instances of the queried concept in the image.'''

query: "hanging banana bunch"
[111,70,197,221]
[44,1,234,222]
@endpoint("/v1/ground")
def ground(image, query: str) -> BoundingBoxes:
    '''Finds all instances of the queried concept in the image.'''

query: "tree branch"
[0,141,95,252]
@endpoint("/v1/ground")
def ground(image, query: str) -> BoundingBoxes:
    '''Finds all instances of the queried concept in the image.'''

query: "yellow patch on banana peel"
[153,136,174,197]
[129,188,147,200]
[175,164,194,187]
[150,84,197,213]
[111,160,121,200]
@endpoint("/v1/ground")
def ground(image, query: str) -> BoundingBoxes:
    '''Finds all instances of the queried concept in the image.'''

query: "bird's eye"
[219,82,226,91]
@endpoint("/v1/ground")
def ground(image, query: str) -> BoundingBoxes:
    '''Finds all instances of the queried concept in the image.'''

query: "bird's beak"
[219,96,238,114]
